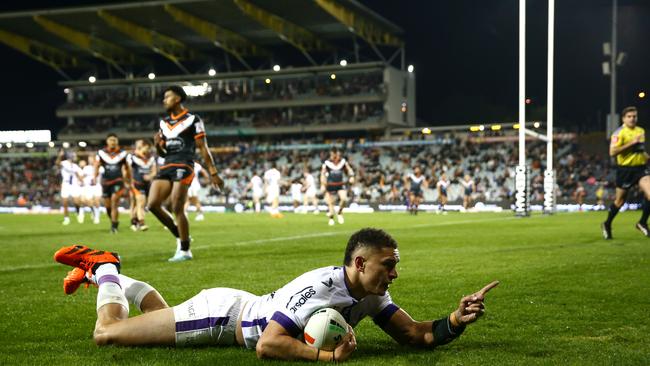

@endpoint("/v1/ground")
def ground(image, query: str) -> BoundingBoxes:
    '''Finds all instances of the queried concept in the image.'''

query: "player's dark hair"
[164,85,187,103]
[330,146,341,154]
[344,228,398,265]
[106,133,118,139]
[621,106,637,118]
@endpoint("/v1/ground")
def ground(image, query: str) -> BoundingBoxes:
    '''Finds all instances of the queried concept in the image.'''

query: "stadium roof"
[0,0,404,77]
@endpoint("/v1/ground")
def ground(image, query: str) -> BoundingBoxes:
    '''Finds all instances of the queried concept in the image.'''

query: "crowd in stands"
[0,135,619,208]
[59,72,384,110]
[59,102,385,135]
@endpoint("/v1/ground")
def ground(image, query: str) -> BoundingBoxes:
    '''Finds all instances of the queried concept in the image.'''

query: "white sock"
[96,264,128,311]
[119,274,155,312]
[255,202,260,212]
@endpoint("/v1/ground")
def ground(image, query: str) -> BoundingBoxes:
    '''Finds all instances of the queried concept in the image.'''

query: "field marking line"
[0,216,517,273]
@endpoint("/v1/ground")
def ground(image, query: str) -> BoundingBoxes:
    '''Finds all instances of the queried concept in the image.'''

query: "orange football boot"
[63,267,96,295]
[54,245,121,273]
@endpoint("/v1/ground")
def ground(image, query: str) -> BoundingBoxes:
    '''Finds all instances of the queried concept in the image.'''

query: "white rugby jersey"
[251,175,263,195]
[436,179,449,189]
[239,266,399,349]
[81,165,96,186]
[290,183,303,199]
[60,160,81,186]
[263,168,281,188]
[304,173,316,193]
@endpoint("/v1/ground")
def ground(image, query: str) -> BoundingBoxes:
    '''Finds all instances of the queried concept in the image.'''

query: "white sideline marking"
[0,216,516,273]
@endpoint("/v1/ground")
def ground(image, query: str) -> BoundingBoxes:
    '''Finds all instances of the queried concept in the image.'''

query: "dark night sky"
[0,0,648,134]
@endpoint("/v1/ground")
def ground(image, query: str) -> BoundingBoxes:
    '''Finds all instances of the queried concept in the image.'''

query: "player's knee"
[171,201,184,215]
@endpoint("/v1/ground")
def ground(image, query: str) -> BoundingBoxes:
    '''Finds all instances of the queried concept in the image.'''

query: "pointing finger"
[477,280,500,297]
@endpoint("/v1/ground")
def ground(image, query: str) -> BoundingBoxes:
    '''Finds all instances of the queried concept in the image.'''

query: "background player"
[263,162,283,218]
[321,147,354,226]
[186,161,210,221]
[290,177,303,213]
[128,140,156,231]
[53,228,498,362]
[243,171,264,213]
[460,174,475,211]
[404,166,427,215]
[94,133,130,233]
[149,86,223,262]
[56,150,83,225]
[436,173,450,215]
[302,167,319,214]
[80,158,101,224]
[602,106,650,239]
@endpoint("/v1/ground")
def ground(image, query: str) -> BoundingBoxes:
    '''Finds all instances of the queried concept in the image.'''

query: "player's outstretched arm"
[380,281,499,348]
[257,320,356,362]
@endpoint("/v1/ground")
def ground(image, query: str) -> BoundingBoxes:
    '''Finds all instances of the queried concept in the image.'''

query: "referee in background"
[602,106,650,239]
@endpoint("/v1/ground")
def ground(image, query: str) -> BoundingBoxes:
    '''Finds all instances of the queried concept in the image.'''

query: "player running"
[244,171,264,213]
[186,161,210,221]
[436,173,450,215]
[602,106,650,239]
[404,166,427,215]
[128,140,157,231]
[148,85,224,262]
[94,134,130,233]
[302,168,319,214]
[56,150,83,225]
[264,163,283,218]
[53,228,498,362]
[460,174,475,211]
[321,147,355,226]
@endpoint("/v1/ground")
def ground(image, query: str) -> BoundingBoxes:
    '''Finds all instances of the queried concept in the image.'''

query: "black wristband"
[431,316,465,347]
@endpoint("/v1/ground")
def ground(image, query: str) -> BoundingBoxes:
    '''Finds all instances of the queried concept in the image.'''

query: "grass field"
[0,210,649,365]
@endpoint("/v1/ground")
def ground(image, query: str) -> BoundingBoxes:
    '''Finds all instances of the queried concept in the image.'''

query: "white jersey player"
[302,169,319,214]
[57,150,83,225]
[290,179,303,212]
[54,228,498,362]
[263,164,283,218]
[186,162,209,221]
[245,173,264,213]
[80,159,101,224]
[436,173,450,214]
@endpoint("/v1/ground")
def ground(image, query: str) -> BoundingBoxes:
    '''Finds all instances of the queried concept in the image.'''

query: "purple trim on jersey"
[270,311,301,338]
[241,317,268,331]
[97,275,121,288]
[372,303,400,327]
[175,316,229,332]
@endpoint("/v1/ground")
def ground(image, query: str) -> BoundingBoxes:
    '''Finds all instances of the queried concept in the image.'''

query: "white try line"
[0,216,518,273]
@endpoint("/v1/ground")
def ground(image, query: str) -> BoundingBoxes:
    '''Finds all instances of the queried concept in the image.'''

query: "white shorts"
[82,186,95,200]
[252,189,263,201]
[173,288,255,347]
[188,182,201,198]
[305,188,317,199]
[266,186,280,204]
[291,192,302,202]
[93,184,103,198]
[61,183,81,199]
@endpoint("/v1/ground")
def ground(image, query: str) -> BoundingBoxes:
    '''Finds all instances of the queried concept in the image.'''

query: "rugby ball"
[303,308,349,351]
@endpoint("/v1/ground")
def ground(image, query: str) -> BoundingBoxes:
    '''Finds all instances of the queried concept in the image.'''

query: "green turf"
[0,211,649,365]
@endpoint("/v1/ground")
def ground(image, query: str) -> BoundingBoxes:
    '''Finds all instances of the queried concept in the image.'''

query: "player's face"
[414,167,421,175]
[622,111,638,128]
[79,160,86,168]
[330,151,340,162]
[359,246,399,296]
[140,144,151,156]
[106,136,118,149]
[163,90,180,111]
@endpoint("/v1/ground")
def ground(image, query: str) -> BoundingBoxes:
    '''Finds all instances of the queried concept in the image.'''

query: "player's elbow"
[93,326,112,346]
[255,339,271,359]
